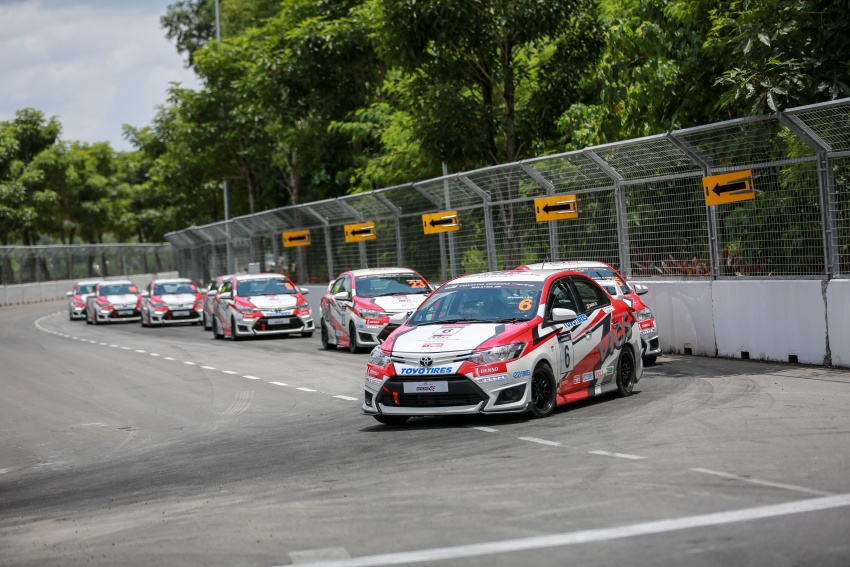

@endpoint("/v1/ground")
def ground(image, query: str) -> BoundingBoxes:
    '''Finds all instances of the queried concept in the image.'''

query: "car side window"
[332,277,346,295]
[547,278,579,313]
[571,277,610,313]
[341,276,352,295]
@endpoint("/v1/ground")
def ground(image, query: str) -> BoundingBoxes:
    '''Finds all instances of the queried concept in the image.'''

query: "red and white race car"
[66,279,102,320]
[140,277,204,327]
[211,273,314,341]
[320,267,432,353]
[362,268,642,425]
[85,280,142,324]
[520,261,661,365]
[202,274,231,330]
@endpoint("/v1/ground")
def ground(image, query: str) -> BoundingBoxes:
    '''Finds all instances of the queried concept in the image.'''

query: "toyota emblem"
[419,356,434,368]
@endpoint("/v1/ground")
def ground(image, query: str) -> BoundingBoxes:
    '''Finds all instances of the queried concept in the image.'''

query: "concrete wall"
[0,272,179,307]
[642,279,849,368]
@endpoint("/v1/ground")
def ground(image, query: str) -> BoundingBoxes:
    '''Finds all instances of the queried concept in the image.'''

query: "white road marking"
[691,468,834,496]
[290,547,351,564]
[469,426,499,433]
[201,365,217,370]
[150,353,160,357]
[121,347,130,350]
[275,493,850,567]
[589,450,647,460]
[297,387,316,392]
[222,370,237,375]
[135,349,146,353]
[109,344,118,347]
[183,361,196,365]
[519,437,561,447]
[334,395,358,401]
[243,375,262,380]
[270,381,288,387]
[98,342,107,346]
[164,357,175,360]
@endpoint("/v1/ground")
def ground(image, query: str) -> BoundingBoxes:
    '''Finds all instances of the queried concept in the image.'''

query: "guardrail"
[166,98,850,287]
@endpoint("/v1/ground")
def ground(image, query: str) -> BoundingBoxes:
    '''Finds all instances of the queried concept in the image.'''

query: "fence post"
[374,192,405,266]
[584,150,630,277]
[458,175,498,272]
[520,162,560,261]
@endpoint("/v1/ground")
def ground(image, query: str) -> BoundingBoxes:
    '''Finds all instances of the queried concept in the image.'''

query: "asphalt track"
[1,300,850,567]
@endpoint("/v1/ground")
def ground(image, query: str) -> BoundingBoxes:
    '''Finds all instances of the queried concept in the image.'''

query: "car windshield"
[236,278,296,296]
[154,282,197,295]
[408,281,543,325]
[356,274,429,297]
[574,268,631,294]
[99,283,138,295]
[76,284,96,295]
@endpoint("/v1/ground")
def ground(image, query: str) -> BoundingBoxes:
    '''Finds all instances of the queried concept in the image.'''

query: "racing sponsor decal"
[597,312,634,363]
[475,374,508,383]
[639,320,654,330]
[397,366,454,375]
[422,343,444,348]
[573,375,581,385]
[432,327,463,337]
[403,381,449,393]
[603,306,614,314]
[366,376,382,387]
[513,370,531,379]
[563,313,589,330]
[367,367,382,378]
[582,372,593,383]
[475,365,505,376]
[594,369,604,379]
[366,318,385,325]
[606,366,615,377]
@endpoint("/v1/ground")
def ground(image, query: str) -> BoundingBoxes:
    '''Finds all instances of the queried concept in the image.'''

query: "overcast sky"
[0,0,200,151]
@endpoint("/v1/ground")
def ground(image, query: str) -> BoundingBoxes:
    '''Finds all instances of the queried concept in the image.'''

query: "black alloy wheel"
[616,348,636,397]
[528,364,556,418]
[348,323,360,354]
[230,317,242,341]
[321,321,336,350]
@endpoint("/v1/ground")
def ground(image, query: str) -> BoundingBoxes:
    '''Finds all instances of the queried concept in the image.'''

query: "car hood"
[389,321,527,355]
[370,294,429,313]
[161,293,198,305]
[246,295,299,309]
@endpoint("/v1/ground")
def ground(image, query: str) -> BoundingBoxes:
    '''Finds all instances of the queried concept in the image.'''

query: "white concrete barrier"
[641,281,716,357]
[827,280,850,367]
[0,272,179,307]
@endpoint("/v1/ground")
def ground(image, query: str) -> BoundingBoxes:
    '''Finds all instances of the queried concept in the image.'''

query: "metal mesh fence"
[165,99,850,286]
[0,244,176,286]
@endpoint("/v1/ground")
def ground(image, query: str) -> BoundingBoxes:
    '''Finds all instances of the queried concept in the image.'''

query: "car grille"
[377,375,485,408]
[252,317,303,331]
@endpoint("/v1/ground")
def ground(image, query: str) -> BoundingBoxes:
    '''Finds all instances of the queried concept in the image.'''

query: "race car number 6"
[518,298,533,311]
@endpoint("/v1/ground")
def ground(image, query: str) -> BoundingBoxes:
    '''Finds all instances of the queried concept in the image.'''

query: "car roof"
[520,260,614,271]
[444,269,592,285]
[74,279,103,285]
[151,278,194,284]
[347,267,418,278]
[99,279,135,285]
[231,273,291,281]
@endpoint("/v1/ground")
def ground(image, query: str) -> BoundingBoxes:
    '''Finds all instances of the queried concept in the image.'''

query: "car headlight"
[359,308,386,319]
[636,307,653,321]
[469,342,526,365]
[369,345,393,367]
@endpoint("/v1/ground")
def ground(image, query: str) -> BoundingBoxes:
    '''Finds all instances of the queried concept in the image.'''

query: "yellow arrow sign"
[282,229,311,248]
[534,195,578,222]
[422,211,459,234]
[344,222,376,243]
[703,170,755,206]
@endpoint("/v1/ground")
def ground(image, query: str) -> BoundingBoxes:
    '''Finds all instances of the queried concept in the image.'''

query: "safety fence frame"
[166,99,850,286]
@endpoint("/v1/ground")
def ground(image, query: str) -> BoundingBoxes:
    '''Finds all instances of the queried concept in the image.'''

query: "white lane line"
[164,357,175,361]
[183,361,196,365]
[222,370,237,375]
[109,344,118,348]
[519,437,561,447]
[469,426,499,433]
[589,450,647,461]
[121,347,130,350]
[150,353,160,357]
[334,395,358,401]
[691,468,834,496]
[277,493,850,567]
[98,342,107,346]
[270,381,288,387]
[135,349,146,353]
[201,365,217,370]
[243,375,262,380]
[297,387,317,392]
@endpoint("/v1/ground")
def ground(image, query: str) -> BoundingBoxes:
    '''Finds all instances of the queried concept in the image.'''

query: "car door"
[546,278,581,393]
[328,275,352,341]
[217,279,235,334]
[569,275,615,385]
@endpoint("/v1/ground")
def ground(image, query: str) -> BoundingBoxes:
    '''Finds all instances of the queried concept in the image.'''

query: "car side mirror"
[633,284,648,296]
[334,291,350,301]
[66,291,73,296]
[219,291,232,300]
[206,289,218,296]
[299,287,310,295]
[550,307,578,323]
[141,290,150,297]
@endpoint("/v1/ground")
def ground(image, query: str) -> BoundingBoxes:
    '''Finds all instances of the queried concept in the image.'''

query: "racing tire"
[212,317,224,340]
[616,348,636,397]
[141,312,149,327]
[93,312,102,326]
[230,317,242,341]
[374,415,410,426]
[348,323,360,354]
[528,364,557,419]
[321,321,336,350]
[642,355,657,366]
[68,311,74,321]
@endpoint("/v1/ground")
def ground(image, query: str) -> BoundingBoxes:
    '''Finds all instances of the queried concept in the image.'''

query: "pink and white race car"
[362,267,642,425]
[320,267,432,353]
[85,280,142,324]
